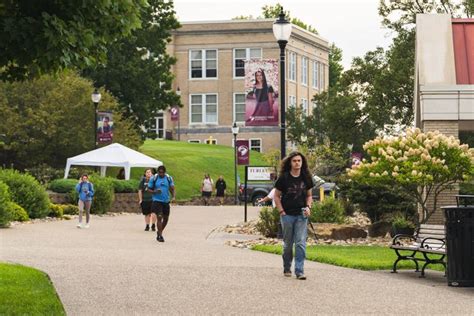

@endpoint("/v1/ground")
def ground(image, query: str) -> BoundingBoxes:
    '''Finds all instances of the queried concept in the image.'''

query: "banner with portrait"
[244,59,279,126]
[97,111,113,144]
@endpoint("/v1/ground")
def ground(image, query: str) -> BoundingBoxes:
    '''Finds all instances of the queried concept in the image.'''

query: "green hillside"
[133,140,268,200]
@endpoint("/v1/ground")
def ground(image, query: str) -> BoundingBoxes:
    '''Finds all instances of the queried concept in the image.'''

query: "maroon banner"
[97,111,113,144]
[236,140,250,165]
[351,152,362,167]
[244,59,279,126]
[170,106,179,121]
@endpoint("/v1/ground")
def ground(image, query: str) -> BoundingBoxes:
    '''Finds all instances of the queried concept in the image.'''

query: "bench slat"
[420,224,444,230]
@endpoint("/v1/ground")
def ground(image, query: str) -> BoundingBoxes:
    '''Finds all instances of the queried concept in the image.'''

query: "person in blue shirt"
[147,165,175,242]
[75,174,94,229]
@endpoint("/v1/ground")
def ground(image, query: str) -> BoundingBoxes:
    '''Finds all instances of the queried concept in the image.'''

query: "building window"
[149,113,164,139]
[249,138,262,152]
[188,139,201,143]
[301,57,308,85]
[301,98,308,116]
[312,61,319,89]
[234,93,246,122]
[320,64,325,90]
[289,95,296,108]
[190,49,217,79]
[205,138,217,145]
[190,94,218,124]
[289,52,296,81]
[234,48,262,77]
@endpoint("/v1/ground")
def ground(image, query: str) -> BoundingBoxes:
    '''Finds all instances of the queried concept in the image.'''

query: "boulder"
[312,223,367,240]
[368,221,392,237]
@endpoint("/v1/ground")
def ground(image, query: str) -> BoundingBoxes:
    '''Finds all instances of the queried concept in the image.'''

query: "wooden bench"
[390,224,446,277]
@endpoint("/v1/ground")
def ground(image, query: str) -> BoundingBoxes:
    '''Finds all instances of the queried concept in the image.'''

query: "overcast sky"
[173,0,395,69]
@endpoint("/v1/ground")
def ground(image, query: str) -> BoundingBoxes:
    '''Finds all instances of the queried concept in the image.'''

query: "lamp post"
[232,122,239,205]
[176,87,181,141]
[91,88,102,149]
[273,8,292,160]
[347,143,354,167]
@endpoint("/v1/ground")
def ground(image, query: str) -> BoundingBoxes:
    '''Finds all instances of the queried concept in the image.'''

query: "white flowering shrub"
[348,128,474,223]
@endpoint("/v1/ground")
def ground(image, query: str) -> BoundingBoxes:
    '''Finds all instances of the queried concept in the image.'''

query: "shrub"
[48,179,78,193]
[24,164,65,184]
[391,212,415,229]
[111,179,140,193]
[8,202,29,222]
[460,181,474,195]
[255,206,280,238]
[61,204,79,215]
[0,181,13,227]
[0,169,50,218]
[48,203,64,218]
[89,176,115,214]
[310,197,345,223]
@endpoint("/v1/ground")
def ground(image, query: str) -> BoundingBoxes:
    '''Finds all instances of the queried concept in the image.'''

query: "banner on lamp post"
[97,111,113,144]
[170,107,179,121]
[236,140,250,165]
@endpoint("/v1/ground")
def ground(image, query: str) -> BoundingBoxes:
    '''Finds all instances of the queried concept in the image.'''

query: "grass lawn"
[252,244,445,272]
[0,263,65,315]
[133,140,268,200]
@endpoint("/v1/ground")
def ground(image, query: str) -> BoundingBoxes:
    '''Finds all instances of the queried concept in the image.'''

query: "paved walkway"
[1,205,473,315]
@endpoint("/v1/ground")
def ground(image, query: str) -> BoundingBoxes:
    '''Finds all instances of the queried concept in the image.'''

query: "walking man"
[148,165,175,242]
[274,152,314,280]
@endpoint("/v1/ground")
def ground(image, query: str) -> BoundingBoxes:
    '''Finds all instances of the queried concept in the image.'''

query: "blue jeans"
[281,214,307,275]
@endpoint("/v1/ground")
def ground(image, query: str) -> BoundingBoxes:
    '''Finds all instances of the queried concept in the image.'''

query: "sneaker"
[84,224,90,229]
[296,274,306,280]
[157,235,165,242]
[76,223,82,229]
[283,271,292,277]
[145,225,150,231]
[151,224,156,231]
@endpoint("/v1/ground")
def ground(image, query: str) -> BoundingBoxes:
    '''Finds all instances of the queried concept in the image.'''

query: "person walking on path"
[215,175,226,205]
[138,169,156,231]
[148,165,175,242]
[274,152,314,280]
[201,174,213,206]
[75,174,94,229]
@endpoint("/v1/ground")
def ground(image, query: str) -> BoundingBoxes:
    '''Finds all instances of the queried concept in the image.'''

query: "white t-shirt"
[267,188,276,208]
[202,178,213,192]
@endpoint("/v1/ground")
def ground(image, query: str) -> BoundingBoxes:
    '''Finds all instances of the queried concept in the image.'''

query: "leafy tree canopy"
[83,0,181,130]
[0,0,147,81]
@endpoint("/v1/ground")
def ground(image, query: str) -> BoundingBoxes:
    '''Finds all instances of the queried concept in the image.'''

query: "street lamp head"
[347,143,354,151]
[231,122,239,136]
[300,135,308,142]
[91,88,101,104]
[176,86,181,96]
[273,7,292,42]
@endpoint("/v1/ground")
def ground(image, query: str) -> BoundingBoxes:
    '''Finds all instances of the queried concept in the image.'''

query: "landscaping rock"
[368,221,392,237]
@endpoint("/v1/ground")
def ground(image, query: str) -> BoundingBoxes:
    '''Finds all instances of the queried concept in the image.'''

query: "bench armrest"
[392,234,416,246]
[420,237,445,250]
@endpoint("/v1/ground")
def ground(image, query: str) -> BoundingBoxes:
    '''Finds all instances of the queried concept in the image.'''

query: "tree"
[0,72,141,170]
[328,44,344,89]
[348,128,474,223]
[83,0,181,130]
[0,0,147,81]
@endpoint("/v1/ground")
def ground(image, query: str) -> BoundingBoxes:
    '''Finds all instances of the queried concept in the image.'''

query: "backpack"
[149,173,172,190]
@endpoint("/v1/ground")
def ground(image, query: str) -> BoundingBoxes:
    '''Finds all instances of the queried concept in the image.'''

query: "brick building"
[148,19,329,153]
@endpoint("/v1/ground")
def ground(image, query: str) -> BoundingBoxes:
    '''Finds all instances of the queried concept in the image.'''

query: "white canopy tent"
[64,143,162,180]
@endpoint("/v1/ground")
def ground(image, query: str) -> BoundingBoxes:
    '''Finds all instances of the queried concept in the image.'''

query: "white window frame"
[233,48,262,79]
[312,61,319,89]
[301,98,308,116]
[188,139,201,144]
[289,51,297,82]
[189,93,219,125]
[320,63,325,90]
[233,93,246,123]
[301,57,308,86]
[189,49,218,79]
[249,138,262,152]
[288,95,296,108]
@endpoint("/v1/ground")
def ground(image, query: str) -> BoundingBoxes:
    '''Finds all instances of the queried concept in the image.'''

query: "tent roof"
[66,143,162,168]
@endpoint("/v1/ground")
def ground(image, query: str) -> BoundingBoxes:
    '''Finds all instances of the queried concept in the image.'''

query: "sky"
[172,0,395,69]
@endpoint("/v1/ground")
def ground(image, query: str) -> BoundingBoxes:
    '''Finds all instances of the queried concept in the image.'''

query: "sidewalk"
[1,205,473,315]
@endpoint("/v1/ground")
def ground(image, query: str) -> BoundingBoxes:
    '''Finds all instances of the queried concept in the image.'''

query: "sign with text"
[247,166,276,181]
[170,107,179,121]
[236,140,249,165]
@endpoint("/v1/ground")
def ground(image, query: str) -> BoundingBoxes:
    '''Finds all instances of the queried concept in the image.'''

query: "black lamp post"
[232,122,239,205]
[91,88,102,149]
[176,87,181,141]
[273,8,292,160]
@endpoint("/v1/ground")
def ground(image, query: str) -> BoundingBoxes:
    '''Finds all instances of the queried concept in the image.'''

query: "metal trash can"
[443,206,474,287]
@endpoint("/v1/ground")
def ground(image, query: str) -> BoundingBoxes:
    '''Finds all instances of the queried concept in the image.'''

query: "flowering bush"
[348,128,474,223]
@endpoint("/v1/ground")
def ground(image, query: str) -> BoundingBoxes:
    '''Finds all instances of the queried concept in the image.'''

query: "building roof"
[452,19,474,84]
